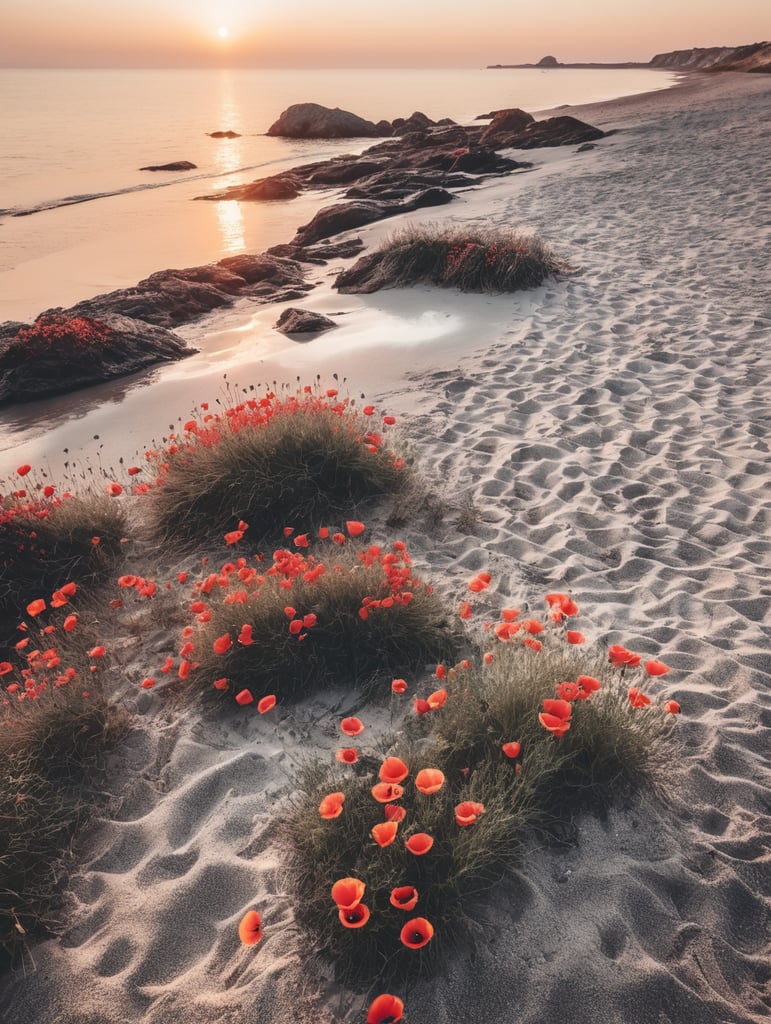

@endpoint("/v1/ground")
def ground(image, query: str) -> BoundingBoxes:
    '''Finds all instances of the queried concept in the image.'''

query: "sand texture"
[1,72,770,1024]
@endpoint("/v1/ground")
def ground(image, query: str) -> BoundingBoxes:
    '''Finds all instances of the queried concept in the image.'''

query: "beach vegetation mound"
[335,224,569,295]
[0,621,129,967]
[0,482,127,651]
[142,387,410,548]
[284,591,678,984]
[171,528,460,706]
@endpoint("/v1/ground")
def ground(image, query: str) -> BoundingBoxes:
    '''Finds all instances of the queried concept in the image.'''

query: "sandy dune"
[1,71,769,1024]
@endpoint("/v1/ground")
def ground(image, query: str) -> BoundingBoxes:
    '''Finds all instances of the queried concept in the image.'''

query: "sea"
[0,67,677,325]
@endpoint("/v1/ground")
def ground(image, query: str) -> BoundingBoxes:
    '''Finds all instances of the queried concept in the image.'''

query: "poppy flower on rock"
[400,917,434,949]
[319,792,345,819]
[339,902,370,928]
[238,910,263,945]
[664,700,681,714]
[390,885,419,911]
[341,716,364,736]
[414,768,445,794]
[367,993,404,1024]
[331,877,365,909]
[455,801,485,826]
[405,832,434,855]
[379,757,409,784]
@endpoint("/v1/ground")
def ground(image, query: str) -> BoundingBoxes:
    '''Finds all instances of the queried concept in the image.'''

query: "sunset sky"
[1,0,767,68]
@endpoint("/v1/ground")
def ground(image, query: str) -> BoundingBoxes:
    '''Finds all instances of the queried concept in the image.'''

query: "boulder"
[274,307,337,336]
[267,103,390,139]
[0,312,195,407]
[391,111,436,134]
[483,114,604,150]
[479,108,536,146]
[291,189,454,247]
[537,55,560,67]
[139,160,197,171]
[197,174,301,201]
[266,238,366,264]
[208,130,241,138]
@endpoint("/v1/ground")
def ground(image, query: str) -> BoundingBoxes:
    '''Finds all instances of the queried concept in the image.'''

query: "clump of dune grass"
[142,387,410,548]
[185,537,462,706]
[0,634,129,967]
[0,489,127,652]
[335,222,570,295]
[283,609,678,984]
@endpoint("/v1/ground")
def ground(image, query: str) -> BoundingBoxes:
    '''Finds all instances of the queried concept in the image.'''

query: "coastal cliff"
[491,41,771,73]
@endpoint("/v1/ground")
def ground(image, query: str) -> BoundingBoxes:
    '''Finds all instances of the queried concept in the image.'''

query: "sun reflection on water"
[215,200,246,252]
[213,70,246,252]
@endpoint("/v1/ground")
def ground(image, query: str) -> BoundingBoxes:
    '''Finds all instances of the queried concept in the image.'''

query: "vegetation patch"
[335,223,570,295]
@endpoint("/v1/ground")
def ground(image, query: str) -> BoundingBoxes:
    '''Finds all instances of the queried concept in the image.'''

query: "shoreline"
[1,69,770,1024]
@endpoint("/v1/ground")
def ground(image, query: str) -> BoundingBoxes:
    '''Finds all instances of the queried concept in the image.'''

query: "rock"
[266,238,366,264]
[274,307,337,336]
[306,159,389,186]
[0,312,195,407]
[537,55,560,67]
[290,189,454,247]
[483,114,604,150]
[197,174,301,201]
[69,254,311,330]
[479,108,536,146]
[267,103,390,139]
[139,160,197,171]
[576,142,597,153]
[208,130,241,138]
[391,111,436,134]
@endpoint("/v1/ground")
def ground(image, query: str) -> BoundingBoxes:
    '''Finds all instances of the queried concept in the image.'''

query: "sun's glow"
[217,26,229,39]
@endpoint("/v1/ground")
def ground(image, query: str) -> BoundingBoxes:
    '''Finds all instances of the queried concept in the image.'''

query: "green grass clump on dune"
[142,387,410,548]
[336,222,570,295]
[183,536,462,706]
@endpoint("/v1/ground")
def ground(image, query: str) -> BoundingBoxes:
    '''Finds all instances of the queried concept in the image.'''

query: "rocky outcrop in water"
[480,113,605,150]
[139,161,197,171]
[267,103,391,139]
[290,189,455,247]
[208,130,241,138]
[274,307,337,336]
[0,313,195,407]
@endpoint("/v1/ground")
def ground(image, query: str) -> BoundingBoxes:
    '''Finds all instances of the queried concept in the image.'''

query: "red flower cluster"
[15,313,113,352]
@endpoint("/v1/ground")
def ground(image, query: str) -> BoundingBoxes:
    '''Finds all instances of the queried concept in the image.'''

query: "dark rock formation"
[537,55,559,67]
[267,103,391,139]
[69,254,312,330]
[274,307,337,336]
[479,108,536,146]
[483,115,604,150]
[139,160,197,172]
[208,130,241,138]
[266,238,366,264]
[290,189,454,247]
[649,42,771,71]
[197,174,302,202]
[0,313,195,407]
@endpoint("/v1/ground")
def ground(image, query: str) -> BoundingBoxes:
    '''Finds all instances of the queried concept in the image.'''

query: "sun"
[217,26,229,40]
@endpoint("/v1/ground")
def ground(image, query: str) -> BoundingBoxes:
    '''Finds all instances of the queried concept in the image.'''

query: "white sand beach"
[1,70,770,1024]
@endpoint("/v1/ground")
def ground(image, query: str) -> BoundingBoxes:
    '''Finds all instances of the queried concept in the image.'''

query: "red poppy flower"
[0,662,12,676]
[106,482,123,496]
[294,533,309,548]
[576,675,601,693]
[339,903,370,928]
[556,681,580,701]
[383,415,396,425]
[331,877,365,909]
[283,605,296,619]
[458,602,472,620]
[319,792,345,819]
[341,716,364,736]
[455,801,485,826]
[89,645,106,658]
[664,699,681,714]
[237,624,254,646]
[213,677,229,690]
[391,678,407,694]
[326,388,338,397]
[645,659,670,676]
[235,689,253,706]
[372,782,404,803]
[565,630,585,645]
[414,768,445,794]
[379,757,409,784]
[367,993,404,1024]
[213,633,232,654]
[336,747,358,764]
[539,713,571,736]
[141,677,156,689]
[372,821,399,847]
[545,592,579,616]
[608,644,641,668]
[483,652,494,665]
[238,909,263,945]
[627,687,651,709]
[332,532,346,545]
[400,917,434,949]
[405,832,434,855]
[26,599,46,617]
[16,464,31,476]
[389,885,419,912]
[384,803,406,822]
[224,530,243,546]
[346,520,365,537]
[414,698,431,715]
[502,741,521,759]
[426,688,447,710]
[62,614,78,632]
[524,638,542,652]
[257,694,276,714]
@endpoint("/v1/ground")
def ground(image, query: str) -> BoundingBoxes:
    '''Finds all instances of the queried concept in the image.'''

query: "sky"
[1,0,768,68]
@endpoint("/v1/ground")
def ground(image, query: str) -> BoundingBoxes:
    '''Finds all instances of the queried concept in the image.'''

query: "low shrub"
[335,223,570,295]
[142,386,409,548]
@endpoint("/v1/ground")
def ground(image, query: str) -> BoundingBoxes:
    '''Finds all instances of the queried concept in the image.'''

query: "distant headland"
[489,41,771,73]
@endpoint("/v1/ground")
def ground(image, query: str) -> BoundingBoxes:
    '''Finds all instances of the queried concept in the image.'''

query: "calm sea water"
[0,67,676,323]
